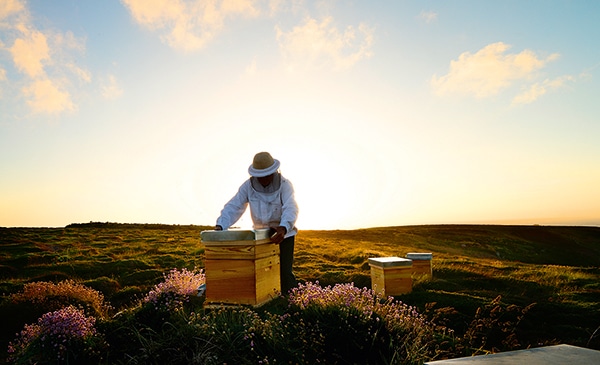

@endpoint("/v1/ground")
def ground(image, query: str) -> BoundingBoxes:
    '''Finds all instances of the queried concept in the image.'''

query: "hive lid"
[368,257,413,267]
[200,229,271,242]
[406,252,433,260]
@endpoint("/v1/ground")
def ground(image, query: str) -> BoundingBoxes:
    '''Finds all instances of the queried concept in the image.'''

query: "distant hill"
[65,221,213,230]
[300,224,600,267]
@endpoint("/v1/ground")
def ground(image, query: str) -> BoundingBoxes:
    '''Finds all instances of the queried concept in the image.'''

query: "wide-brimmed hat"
[248,152,280,177]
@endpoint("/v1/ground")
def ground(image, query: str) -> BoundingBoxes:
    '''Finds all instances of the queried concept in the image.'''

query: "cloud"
[23,79,75,114]
[431,42,560,99]
[54,30,86,52]
[67,63,92,83]
[419,10,438,24]
[1,0,90,116]
[266,0,285,16]
[275,16,374,71]
[10,29,50,78]
[101,74,123,100]
[0,0,24,20]
[121,0,374,70]
[512,75,575,105]
[121,0,260,52]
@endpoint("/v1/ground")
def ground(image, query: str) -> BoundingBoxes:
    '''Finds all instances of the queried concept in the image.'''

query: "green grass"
[1,223,599,363]
[296,225,600,350]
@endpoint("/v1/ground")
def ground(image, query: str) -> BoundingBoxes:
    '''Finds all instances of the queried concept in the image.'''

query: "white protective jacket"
[216,174,299,237]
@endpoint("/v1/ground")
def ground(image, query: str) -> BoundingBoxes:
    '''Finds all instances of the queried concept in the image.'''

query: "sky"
[1,0,599,230]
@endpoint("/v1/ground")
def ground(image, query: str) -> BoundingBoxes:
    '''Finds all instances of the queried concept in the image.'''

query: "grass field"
[1,223,599,363]
[297,225,600,346]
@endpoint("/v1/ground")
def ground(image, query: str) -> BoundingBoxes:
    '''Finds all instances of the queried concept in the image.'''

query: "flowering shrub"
[2,274,535,364]
[288,281,440,364]
[7,306,106,364]
[142,268,205,312]
[288,281,425,327]
[9,280,110,318]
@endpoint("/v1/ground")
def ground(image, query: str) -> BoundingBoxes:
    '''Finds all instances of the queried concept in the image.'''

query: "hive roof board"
[200,229,271,242]
[368,257,413,268]
[406,252,433,260]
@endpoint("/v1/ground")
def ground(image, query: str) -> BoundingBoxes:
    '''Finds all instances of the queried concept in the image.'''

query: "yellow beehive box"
[406,252,433,278]
[201,229,280,306]
[368,257,413,296]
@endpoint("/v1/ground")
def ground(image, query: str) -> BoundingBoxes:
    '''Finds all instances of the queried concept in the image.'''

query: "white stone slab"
[424,344,600,365]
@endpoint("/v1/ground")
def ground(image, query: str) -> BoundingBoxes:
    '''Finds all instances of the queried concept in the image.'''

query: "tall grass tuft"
[8,280,111,318]
[462,295,536,355]
[192,307,271,364]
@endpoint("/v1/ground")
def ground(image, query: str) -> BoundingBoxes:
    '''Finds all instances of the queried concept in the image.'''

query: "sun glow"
[2,1,599,229]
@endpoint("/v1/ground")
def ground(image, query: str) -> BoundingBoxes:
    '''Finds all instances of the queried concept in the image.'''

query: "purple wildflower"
[288,281,428,332]
[8,306,99,362]
[142,267,206,311]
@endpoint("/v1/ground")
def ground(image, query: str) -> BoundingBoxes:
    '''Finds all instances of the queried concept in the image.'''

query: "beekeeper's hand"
[270,226,287,244]
[214,225,223,231]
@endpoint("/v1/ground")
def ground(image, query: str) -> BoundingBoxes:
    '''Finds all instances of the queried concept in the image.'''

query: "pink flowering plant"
[142,267,205,312]
[7,306,106,364]
[288,281,426,328]
[287,281,440,364]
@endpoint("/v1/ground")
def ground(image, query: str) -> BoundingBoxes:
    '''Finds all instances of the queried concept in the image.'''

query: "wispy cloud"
[1,0,89,115]
[275,16,374,71]
[67,63,92,83]
[419,10,438,24]
[23,79,74,114]
[121,0,260,52]
[512,75,575,105]
[431,42,562,103]
[101,74,123,100]
[121,0,374,71]
[0,0,24,19]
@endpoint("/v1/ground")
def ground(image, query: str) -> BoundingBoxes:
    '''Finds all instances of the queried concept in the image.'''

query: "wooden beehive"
[201,229,280,306]
[406,252,433,278]
[368,257,413,296]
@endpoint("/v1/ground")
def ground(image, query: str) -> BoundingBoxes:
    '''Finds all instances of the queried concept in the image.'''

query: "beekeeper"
[214,151,299,293]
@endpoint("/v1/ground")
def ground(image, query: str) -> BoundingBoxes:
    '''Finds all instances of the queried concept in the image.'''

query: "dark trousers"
[279,235,297,294]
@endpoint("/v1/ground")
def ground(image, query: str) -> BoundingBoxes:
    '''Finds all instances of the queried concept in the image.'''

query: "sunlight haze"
[1,0,599,229]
